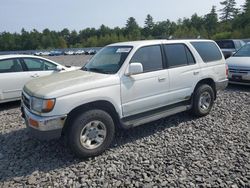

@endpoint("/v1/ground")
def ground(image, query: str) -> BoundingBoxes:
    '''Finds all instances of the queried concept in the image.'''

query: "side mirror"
[126,62,143,76]
[56,65,64,71]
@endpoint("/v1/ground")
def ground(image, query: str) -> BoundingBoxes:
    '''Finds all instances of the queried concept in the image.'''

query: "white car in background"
[0,55,80,103]
[226,43,250,85]
[64,51,74,55]
[74,50,85,55]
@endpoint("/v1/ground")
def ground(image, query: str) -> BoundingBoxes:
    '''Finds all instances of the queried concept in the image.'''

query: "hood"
[24,70,119,98]
[226,56,250,69]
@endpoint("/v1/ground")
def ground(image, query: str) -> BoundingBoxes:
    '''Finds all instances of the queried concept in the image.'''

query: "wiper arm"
[82,67,113,74]
[87,68,106,73]
[81,66,88,71]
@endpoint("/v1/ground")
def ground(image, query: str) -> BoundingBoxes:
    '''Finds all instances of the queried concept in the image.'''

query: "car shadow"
[226,83,250,92]
[0,111,196,182]
[0,101,21,112]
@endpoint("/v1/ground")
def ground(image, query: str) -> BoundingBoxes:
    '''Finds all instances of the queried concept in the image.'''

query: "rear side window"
[191,42,222,63]
[0,59,23,73]
[164,44,195,68]
[130,45,163,72]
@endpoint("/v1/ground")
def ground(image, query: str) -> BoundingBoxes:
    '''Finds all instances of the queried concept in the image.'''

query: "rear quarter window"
[191,41,222,63]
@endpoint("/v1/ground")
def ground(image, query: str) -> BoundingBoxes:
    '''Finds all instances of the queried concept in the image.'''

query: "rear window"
[191,41,222,63]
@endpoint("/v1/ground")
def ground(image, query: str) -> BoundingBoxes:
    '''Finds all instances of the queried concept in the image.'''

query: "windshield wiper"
[82,67,113,74]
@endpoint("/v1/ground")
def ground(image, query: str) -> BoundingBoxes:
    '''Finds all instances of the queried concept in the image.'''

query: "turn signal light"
[29,118,39,128]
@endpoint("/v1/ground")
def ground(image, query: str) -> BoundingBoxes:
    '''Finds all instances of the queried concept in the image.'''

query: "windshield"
[234,43,250,57]
[82,46,132,74]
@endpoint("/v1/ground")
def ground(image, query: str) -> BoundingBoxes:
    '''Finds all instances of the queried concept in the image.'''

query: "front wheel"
[191,84,214,117]
[67,109,115,158]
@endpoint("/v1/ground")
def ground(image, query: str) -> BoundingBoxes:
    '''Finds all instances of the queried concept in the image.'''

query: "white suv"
[21,40,228,157]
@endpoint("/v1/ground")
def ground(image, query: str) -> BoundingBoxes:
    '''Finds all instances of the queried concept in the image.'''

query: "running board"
[121,103,192,129]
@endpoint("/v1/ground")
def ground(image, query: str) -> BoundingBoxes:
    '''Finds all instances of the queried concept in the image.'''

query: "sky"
[0,0,246,33]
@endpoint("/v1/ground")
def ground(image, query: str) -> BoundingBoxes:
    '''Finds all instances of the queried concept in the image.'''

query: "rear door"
[163,43,200,104]
[0,58,30,101]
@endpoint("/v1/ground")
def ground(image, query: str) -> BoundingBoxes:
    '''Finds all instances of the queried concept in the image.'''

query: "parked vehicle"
[0,55,80,103]
[21,40,228,157]
[64,51,74,55]
[215,39,245,59]
[85,49,97,55]
[226,42,250,85]
[74,50,85,55]
[34,51,50,56]
[49,50,63,56]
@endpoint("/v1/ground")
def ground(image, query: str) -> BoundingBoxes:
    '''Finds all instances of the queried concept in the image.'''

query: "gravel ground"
[44,55,92,67]
[0,56,249,187]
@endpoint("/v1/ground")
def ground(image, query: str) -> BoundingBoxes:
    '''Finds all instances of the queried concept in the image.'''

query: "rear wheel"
[67,109,115,158]
[191,84,214,117]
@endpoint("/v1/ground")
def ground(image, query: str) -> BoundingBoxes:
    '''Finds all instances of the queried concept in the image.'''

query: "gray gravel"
[44,55,92,67]
[0,56,249,187]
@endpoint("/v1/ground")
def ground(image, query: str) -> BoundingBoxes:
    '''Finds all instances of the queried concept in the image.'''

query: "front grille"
[229,68,250,74]
[22,93,31,110]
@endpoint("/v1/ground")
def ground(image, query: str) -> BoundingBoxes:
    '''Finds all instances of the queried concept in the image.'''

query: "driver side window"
[130,45,163,72]
[23,58,56,71]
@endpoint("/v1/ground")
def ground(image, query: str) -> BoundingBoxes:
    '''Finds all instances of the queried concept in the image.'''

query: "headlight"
[31,97,55,113]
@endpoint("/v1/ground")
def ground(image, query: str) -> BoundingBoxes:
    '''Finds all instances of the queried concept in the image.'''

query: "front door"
[121,45,170,117]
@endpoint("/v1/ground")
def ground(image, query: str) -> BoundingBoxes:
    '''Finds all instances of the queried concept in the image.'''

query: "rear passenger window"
[0,59,23,73]
[130,45,163,72]
[164,44,195,68]
[191,42,222,63]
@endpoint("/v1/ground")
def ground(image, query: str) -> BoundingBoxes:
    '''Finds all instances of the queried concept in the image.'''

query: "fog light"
[29,118,39,128]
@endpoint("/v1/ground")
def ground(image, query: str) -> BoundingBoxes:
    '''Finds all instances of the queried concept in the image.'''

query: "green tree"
[125,17,141,40]
[205,6,218,37]
[143,14,154,38]
[220,0,239,21]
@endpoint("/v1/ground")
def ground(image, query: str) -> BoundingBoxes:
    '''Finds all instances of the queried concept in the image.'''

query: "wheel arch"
[194,78,217,99]
[62,100,121,135]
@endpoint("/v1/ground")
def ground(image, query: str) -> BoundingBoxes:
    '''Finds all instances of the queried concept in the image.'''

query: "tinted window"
[130,45,163,72]
[216,40,235,49]
[164,44,195,67]
[23,58,56,71]
[191,42,222,63]
[0,59,23,73]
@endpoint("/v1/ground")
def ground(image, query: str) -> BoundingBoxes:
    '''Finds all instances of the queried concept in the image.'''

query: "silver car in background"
[226,43,250,85]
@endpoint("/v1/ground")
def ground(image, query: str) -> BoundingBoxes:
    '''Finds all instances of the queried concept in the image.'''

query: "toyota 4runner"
[21,40,228,157]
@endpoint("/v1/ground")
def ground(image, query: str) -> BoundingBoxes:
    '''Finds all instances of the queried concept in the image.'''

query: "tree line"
[1,0,250,51]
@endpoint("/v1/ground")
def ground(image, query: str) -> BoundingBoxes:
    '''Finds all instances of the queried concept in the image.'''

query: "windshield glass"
[82,46,132,74]
[234,43,250,57]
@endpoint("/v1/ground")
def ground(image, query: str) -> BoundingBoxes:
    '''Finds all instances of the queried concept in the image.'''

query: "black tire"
[191,84,214,117]
[67,109,115,158]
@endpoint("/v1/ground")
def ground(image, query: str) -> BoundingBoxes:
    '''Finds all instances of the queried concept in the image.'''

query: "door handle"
[193,71,199,75]
[158,77,166,82]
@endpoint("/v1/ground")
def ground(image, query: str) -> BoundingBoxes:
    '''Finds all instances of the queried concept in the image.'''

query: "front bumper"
[21,106,67,140]
[215,79,228,91]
